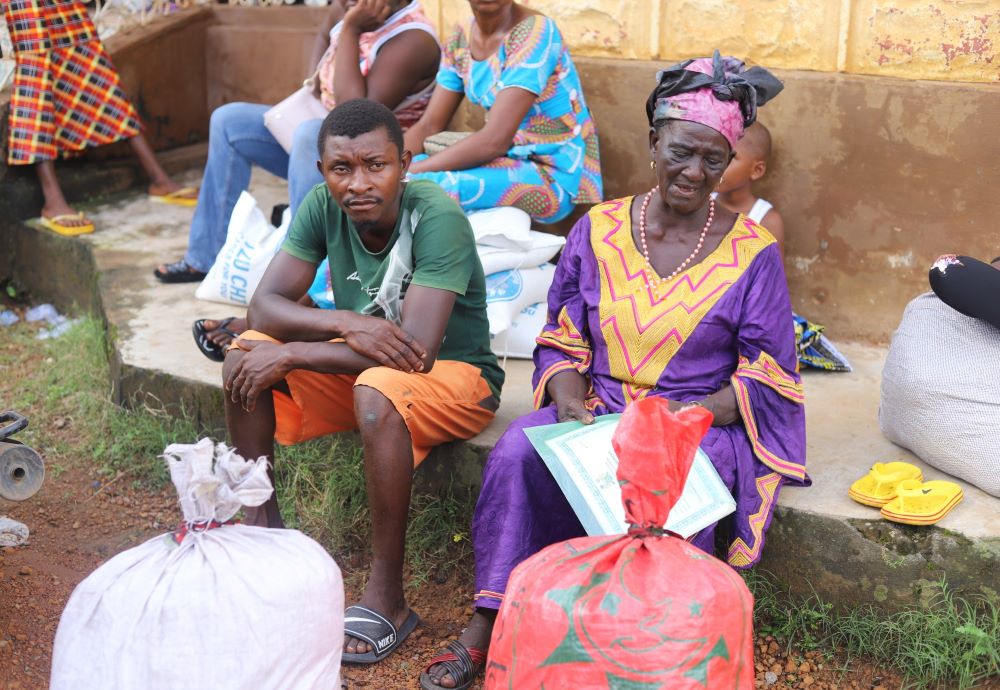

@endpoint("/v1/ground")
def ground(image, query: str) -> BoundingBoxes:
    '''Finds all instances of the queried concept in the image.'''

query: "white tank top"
[747,198,773,224]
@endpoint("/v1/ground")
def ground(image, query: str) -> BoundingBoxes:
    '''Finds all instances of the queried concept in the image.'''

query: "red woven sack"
[484,398,755,690]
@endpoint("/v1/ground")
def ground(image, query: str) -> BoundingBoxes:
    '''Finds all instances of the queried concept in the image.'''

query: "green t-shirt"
[281,179,504,399]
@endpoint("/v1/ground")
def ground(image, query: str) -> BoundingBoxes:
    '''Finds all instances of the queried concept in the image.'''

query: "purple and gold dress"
[472,197,808,610]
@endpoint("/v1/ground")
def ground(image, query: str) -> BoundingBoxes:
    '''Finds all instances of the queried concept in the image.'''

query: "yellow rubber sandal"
[149,186,199,207]
[38,213,95,236]
[848,461,923,507]
[880,479,963,525]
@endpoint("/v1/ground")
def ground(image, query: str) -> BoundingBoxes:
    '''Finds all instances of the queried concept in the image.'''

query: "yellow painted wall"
[419,0,999,83]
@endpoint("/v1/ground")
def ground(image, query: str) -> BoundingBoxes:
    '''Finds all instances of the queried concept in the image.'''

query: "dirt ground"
[0,447,915,690]
[0,452,924,690]
[0,311,968,690]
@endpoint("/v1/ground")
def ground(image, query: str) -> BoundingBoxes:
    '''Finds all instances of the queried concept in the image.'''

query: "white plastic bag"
[195,192,290,306]
[468,206,533,250]
[485,264,556,336]
[0,23,14,94]
[477,230,565,276]
[50,439,344,690]
[491,302,547,359]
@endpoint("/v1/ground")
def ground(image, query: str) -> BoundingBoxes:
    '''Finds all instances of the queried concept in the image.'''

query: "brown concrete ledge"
[3,175,998,613]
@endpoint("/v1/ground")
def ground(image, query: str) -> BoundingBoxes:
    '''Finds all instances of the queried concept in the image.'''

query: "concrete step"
[3,169,997,613]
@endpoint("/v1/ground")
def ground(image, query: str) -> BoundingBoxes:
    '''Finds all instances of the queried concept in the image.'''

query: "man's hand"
[339,311,427,372]
[224,340,293,412]
[556,397,594,425]
[343,0,392,34]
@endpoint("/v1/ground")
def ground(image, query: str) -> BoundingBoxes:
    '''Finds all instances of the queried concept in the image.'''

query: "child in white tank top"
[714,123,785,255]
[716,123,853,372]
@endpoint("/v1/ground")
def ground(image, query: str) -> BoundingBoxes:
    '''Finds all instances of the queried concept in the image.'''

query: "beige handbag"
[263,76,329,154]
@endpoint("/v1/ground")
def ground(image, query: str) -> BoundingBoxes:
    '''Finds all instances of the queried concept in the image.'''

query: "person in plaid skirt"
[3,0,197,235]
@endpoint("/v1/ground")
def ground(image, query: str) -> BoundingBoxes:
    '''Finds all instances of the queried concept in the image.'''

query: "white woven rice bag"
[468,207,533,250]
[879,293,1000,497]
[477,231,565,276]
[491,302,547,359]
[485,264,556,336]
[50,439,344,690]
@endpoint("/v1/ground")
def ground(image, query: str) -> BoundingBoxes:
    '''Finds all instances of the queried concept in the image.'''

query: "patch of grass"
[4,314,473,578]
[2,316,197,486]
[744,570,1000,689]
[276,436,476,582]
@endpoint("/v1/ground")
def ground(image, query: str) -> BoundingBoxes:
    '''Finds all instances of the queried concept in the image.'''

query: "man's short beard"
[354,219,379,234]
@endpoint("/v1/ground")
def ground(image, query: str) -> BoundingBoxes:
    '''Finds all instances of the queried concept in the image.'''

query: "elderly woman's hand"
[556,397,595,425]
[547,369,595,425]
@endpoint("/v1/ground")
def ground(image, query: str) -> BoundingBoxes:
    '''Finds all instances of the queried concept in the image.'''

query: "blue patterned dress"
[411,15,603,223]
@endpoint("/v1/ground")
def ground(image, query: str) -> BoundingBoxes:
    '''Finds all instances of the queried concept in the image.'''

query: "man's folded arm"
[282,284,457,375]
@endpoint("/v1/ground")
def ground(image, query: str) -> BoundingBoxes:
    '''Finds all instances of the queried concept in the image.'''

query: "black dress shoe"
[154,259,207,284]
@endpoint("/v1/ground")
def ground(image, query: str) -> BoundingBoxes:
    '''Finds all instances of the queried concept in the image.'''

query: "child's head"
[716,122,771,194]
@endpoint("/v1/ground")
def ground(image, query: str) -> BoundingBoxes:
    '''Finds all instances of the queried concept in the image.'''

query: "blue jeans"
[184,102,324,272]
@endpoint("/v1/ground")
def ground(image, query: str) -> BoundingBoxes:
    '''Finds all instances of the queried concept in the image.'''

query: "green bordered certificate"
[524,414,736,538]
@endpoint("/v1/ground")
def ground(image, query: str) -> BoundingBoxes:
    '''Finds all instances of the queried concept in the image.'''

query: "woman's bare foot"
[148,179,198,200]
[423,609,495,688]
[201,317,247,349]
[41,202,91,228]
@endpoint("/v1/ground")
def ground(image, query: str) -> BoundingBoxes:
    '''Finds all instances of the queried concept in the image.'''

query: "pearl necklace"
[639,186,714,288]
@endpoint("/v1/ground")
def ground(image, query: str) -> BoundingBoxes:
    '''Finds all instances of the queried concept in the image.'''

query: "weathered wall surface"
[98,8,211,154]
[3,4,996,343]
[205,6,328,113]
[567,58,1000,342]
[421,0,999,83]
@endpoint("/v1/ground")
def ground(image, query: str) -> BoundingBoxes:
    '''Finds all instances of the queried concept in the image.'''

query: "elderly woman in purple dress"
[420,53,806,690]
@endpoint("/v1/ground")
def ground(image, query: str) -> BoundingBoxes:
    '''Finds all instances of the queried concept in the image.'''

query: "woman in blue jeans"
[154,0,440,285]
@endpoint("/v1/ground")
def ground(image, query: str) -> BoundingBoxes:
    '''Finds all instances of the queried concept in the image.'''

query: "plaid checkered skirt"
[4,0,141,165]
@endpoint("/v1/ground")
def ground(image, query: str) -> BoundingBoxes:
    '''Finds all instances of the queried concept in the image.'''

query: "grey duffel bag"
[879,293,1000,497]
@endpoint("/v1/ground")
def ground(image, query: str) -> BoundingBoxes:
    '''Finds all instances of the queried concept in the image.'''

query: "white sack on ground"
[467,206,532,250]
[50,438,344,690]
[485,264,556,336]
[477,230,565,276]
[879,293,1000,497]
[196,192,290,306]
[491,302,548,359]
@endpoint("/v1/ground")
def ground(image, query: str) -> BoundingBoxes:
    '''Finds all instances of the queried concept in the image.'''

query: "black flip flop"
[154,259,207,284]
[342,605,421,665]
[192,317,239,362]
[419,640,487,690]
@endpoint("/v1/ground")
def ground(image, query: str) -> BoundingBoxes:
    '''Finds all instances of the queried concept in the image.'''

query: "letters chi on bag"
[484,400,755,690]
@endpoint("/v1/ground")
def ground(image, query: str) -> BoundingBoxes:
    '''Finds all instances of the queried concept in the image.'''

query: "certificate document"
[524,414,736,538]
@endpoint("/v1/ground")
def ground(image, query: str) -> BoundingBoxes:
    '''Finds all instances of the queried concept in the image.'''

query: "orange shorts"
[232,331,497,466]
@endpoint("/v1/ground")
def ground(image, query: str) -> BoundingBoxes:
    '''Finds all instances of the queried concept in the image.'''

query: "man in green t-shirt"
[223,99,503,665]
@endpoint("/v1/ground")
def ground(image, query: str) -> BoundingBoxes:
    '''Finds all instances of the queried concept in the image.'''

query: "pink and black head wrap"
[645,50,783,149]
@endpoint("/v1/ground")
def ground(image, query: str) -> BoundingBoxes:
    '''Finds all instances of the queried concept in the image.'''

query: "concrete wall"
[571,58,1000,342]
[422,0,1000,83]
[205,6,328,113]
[104,8,211,151]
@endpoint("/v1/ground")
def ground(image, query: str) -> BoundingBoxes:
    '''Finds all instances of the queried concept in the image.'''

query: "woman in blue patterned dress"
[402,0,602,224]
